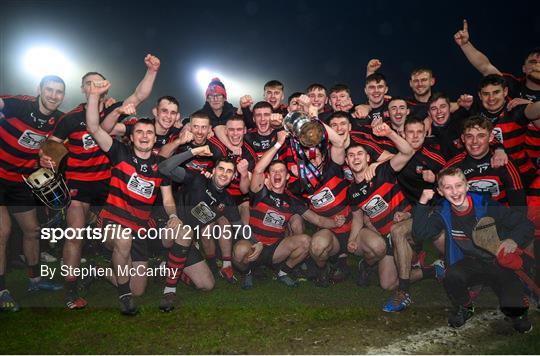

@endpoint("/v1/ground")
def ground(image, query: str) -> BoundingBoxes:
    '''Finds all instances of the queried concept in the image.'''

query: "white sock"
[278,270,287,277]
[222,260,232,268]
[163,286,176,295]
[30,277,41,284]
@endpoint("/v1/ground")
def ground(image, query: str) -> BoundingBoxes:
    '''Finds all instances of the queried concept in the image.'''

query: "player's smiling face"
[329,116,351,138]
[212,161,235,189]
[345,146,369,174]
[153,99,178,131]
[409,71,434,97]
[479,84,507,113]
[404,122,426,150]
[438,174,469,208]
[191,117,211,145]
[523,53,540,83]
[264,87,284,109]
[462,126,492,159]
[254,107,272,135]
[388,99,409,128]
[131,123,156,153]
[364,80,387,106]
[39,81,65,113]
[429,98,450,126]
[226,120,245,146]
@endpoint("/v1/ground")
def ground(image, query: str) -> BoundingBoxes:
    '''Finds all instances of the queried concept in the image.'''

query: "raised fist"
[270,113,283,129]
[192,145,212,157]
[367,58,382,73]
[239,95,253,109]
[89,80,111,96]
[457,94,474,110]
[372,122,392,137]
[144,54,161,72]
[118,103,137,116]
[237,159,249,176]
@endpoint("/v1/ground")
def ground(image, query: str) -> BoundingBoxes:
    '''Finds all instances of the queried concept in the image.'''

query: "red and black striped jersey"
[473,103,533,175]
[406,97,429,120]
[176,136,226,174]
[0,95,62,182]
[503,73,540,103]
[445,151,526,208]
[398,145,446,203]
[249,186,308,246]
[527,171,540,237]
[525,123,540,170]
[348,161,411,236]
[99,140,169,232]
[293,160,352,235]
[244,128,278,160]
[52,102,122,182]
[223,141,257,200]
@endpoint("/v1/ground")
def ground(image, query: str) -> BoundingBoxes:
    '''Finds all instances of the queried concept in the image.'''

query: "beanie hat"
[206,77,227,100]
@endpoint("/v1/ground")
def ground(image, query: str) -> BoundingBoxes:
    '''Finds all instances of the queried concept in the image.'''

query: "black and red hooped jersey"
[223,141,257,201]
[176,136,226,174]
[99,140,169,232]
[340,131,386,182]
[398,145,446,202]
[244,128,278,160]
[53,102,123,182]
[249,186,308,246]
[474,103,533,175]
[527,171,540,237]
[446,151,526,207]
[348,161,411,236]
[0,96,62,182]
[294,160,352,235]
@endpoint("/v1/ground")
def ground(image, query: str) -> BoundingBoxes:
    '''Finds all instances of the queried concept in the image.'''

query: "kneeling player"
[158,147,262,312]
[233,131,345,289]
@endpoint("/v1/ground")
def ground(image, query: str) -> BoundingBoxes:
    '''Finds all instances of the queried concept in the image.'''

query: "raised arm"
[324,123,345,165]
[524,101,540,128]
[454,19,502,76]
[250,130,288,193]
[372,122,413,172]
[158,145,212,183]
[366,58,382,77]
[122,54,160,107]
[86,81,113,152]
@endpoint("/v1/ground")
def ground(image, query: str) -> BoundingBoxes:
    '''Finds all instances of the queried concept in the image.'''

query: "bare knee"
[310,235,330,258]
[233,241,252,265]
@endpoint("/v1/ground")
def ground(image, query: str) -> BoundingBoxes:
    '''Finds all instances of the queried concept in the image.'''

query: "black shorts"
[250,242,280,268]
[0,178,38,213]
[334,231,349,255]
[68,179,109,206]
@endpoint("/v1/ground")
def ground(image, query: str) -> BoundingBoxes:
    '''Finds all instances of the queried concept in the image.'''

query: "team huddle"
[0,20,539,334]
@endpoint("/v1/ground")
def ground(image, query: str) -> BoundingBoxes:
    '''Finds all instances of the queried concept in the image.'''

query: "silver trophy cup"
[283,111,325,148]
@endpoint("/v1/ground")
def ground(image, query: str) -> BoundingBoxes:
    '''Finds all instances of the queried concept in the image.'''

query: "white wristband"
[169,213,178,219]
[274,142,282,150]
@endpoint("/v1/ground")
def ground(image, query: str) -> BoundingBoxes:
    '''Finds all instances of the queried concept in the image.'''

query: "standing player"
[42,54,160,309]
[85,80,179,315]
[0,75,66,312]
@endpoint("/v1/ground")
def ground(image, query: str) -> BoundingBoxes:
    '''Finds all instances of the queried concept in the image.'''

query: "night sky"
[1,0,538,117]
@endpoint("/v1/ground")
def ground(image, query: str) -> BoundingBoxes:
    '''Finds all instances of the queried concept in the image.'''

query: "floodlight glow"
[196,68,221,91]
[23,46,73,79]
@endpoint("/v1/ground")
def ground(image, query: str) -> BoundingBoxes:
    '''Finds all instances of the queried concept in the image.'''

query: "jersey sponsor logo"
[468,179,500,197]
[492,127,503,144]
[309,187,336,209]
[82,133,98,150]
[342,166,353,181]
[262,210,286,228]
[127,174,155,199]
[191,201,217,224]
[415,165,424,174]
[351,184,369,198]
[362,194,389,218]
[186,161,210,171]
[18,130,46,149]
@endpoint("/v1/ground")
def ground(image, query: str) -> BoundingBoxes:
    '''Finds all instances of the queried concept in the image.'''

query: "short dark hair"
[226,114,245,125]
[39,75,65,89]
[215,156,237,170]
[132,117,156,131]
[345,142,368,154]
[461,115,494,134]
[253,101,273,112]
[190,110,210,123]
[306,83,327,93]
[365,73,387,86]
[264,80,284,91]
[81,72,106,85]
[525,47,540,61]
[404,116,425,129]
[427,92,450,107]
[268,159,287,172]
[479,74,507,91]
[388,96,408,107]
[328,84,351,96]
[156,95,179,109]
[328,111,350,124]
[288,92,302,104]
